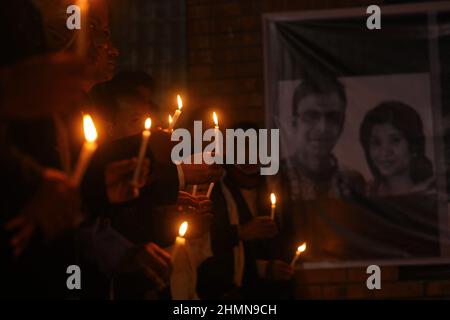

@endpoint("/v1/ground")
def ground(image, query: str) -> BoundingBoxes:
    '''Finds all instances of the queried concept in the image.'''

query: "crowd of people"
[0,0,296,300]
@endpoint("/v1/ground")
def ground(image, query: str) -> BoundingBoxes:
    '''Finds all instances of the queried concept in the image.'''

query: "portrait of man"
[282,77,364,202]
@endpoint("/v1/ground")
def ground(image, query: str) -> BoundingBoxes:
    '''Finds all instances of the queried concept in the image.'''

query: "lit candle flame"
[168,115,173,125]
[145,117,152,130]
[178,221,188,237]
[297,243,307,254]
[270,193,276,206]
[83,114,97,143]
[177,95,183,110]
[213,111,219,127]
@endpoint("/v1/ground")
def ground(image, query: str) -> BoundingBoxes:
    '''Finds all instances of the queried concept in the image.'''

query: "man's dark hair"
[292,78,347,117]
[109,70,156,98]
[89,70,157,123]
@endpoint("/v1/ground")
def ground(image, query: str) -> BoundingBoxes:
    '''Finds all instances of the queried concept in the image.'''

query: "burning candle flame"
[297,243,307,254]
[270,193,276,206]
[144,117,152,130]
[178,221,188,237]
[177,95,183,110]
[83,114,97,143]
[213,111,218,127]
[168,115,173,125]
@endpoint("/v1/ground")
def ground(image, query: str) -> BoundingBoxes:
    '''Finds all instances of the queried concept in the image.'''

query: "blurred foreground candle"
[205,112,220,198]
[290,243,307,267]
[132,118,152,187]
[168,95,182,131]
[172,221,188,260]
[213,111,219,153]
[168,115,173,132]
[72,114,98,186]
[270,193,277,220]
[76,0,90,57]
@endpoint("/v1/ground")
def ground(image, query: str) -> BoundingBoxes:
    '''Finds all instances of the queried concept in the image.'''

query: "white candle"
[132,118,152,187]
[205,111,220,198]
[206,183,214,198]
[168,95,182,131]
[213,111,219,154]
[72,114,98,186]
[270,193,277,220]
[76,0,90,57]
[290,243,307,267]
[172,221,188,261]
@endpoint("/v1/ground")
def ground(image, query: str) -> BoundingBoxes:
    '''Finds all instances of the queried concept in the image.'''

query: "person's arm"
[78,217,172,290]
[0,145,43,258]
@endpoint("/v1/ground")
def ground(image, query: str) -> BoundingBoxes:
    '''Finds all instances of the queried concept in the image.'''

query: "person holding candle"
[0,0,219,299]
[80,73,220,298]
[1,0,170,300]
[0,0,104,299]
[198,122,293,300]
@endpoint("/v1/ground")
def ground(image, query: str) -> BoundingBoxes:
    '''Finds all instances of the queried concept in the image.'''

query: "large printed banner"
[264,2,450,264]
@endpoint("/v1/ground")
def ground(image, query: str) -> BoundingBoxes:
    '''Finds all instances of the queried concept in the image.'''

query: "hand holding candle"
[290,243,307,268]
[168,95,182,131]
[132,117,151,187]
[270,193,276,220]
[71,114,98,186]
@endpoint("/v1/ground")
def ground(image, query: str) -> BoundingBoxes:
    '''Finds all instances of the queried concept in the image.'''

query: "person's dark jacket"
[197,174,271,299]
[80,130,181,299]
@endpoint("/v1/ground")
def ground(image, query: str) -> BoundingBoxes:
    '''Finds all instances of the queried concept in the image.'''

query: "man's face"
[88,0,119,83]
[292,93,345,159]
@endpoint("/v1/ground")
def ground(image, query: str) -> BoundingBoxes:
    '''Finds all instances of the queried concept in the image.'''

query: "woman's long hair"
[359,101,433,184]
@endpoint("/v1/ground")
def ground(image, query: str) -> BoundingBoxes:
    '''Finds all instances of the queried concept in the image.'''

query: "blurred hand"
[267,260,294,281]
[4,168,82,256]
[175,192,213,239]
[119,243,172,291]
[238,216,278,241]
[177,191,212,209]
[0,53,98,118]
[181,154,224,185]
[105,158,150,203]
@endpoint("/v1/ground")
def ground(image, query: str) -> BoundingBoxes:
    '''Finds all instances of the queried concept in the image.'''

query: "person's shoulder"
[339,166,366,183]
[337,165,367,194]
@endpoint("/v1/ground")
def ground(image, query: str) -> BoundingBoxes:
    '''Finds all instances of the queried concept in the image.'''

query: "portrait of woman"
[359,101,435,196]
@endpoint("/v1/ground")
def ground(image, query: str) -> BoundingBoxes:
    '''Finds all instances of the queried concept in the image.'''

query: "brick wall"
[185,0,382,126]
[186,0,450,299]
[295,265,450,299]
